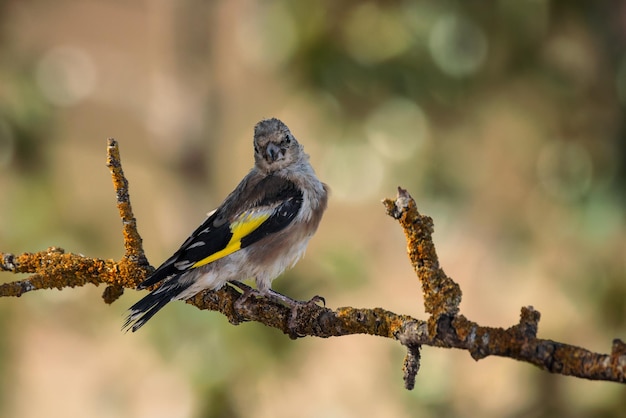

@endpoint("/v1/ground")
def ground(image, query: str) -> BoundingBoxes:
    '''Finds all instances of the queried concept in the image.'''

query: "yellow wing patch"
[191,211,271,268]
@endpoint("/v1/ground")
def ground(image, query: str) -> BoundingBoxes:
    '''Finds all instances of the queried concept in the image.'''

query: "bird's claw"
[286,295,326,339]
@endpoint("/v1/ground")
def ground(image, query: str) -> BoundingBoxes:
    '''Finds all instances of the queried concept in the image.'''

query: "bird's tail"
[123,280,193,332]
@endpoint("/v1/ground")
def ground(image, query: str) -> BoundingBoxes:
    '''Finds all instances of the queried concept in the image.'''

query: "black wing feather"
[138,175,303,289]
[240,195,302,248]
[240,176,303,247]
[124,279,193,332]
[138,212,233,288]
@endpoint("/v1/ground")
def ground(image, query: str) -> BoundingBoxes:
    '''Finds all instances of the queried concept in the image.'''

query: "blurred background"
[0,1,625,417]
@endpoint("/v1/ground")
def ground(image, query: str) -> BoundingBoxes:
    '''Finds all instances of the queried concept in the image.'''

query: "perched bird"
[124,118,328,332]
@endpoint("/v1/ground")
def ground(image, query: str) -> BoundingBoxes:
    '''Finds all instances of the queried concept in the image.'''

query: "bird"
[123,118,328,332]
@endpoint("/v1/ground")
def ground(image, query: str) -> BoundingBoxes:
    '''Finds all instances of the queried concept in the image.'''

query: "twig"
[106,138,149,267]
[102,138,152,302]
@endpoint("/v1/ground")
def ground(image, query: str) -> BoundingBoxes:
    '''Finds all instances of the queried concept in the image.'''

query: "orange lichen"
[384,188,462,320]
[1,143,625,386]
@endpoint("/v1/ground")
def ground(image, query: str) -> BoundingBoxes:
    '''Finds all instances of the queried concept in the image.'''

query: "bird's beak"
[266,143,284,162]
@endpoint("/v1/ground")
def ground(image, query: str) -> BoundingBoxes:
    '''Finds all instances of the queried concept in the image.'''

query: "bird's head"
[253,118,304,174]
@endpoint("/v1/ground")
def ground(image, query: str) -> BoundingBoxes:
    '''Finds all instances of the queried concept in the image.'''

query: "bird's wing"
[139,175,303,288]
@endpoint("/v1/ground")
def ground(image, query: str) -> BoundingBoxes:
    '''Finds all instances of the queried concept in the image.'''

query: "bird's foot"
[265,289,326,338]
[229,281,262,318]
[229,282,326,337]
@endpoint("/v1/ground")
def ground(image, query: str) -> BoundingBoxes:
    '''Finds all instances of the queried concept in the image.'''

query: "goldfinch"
[124,118,328,331]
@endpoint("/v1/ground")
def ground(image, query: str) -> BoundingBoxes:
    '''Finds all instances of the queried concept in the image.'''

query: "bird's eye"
[283,134,292,146]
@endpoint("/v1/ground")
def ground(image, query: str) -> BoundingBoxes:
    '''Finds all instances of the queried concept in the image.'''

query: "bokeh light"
[428,14,488,78]
[536,140,593,202]
[35,46,97,107]
[322,140,385,202]
[343,3,413,65]
[236,2,298,71]
[365,97,428,161]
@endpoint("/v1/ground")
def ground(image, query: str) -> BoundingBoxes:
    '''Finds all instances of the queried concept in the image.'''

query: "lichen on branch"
[0,140,624,388]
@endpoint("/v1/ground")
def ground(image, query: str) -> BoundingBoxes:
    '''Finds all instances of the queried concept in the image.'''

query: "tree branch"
[1,140,624,388]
